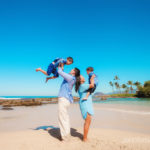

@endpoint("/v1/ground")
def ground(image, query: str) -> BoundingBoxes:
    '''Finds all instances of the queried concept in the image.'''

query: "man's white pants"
[58,97,71,140]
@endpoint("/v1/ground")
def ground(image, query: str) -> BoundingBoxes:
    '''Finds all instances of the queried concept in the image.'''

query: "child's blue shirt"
[88,72,98,86]
[52,58,67,68]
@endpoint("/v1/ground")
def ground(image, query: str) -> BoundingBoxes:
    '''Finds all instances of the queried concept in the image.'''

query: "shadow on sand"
[34,125,83,141]
[48,128,83,141]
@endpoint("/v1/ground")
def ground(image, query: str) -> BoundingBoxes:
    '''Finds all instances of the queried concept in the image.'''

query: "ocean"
[1,96,150,107]
[1,96,150,115]
[0,96,56,99]
[93,97,150,106]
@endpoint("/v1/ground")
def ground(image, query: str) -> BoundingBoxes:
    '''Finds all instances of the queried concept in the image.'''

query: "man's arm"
[59,63,64,70]
[58,68,73,82]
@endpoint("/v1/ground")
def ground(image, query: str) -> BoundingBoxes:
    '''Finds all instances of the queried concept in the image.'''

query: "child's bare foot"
[36,68,41,72]
[45,78,49,83]
[82,97,88,100]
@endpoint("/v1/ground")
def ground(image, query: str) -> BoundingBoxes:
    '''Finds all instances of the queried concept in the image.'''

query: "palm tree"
[134,81,141,91]
[127,81,133,93]
[115,82,120,93]
[109,81,114,93]
[130,86,134,93]
[114,75,120,81]
[121,84,127,93]
[114,76,121,93]
[125,87,130,94]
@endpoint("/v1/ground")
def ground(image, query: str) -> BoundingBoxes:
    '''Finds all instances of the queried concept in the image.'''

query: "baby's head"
[66,57,73,65]
[86,67,94,75]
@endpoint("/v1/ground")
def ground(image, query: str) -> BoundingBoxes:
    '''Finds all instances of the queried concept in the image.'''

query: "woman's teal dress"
[78,84,94,120]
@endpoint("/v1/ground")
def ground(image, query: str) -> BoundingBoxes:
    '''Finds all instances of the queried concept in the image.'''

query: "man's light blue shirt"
[58,68,75,103]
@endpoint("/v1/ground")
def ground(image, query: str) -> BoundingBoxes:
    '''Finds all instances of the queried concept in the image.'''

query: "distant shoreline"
[94,93,139,99]
[0,97,79,108]
[1,96,150,109]
[0,96,57,99]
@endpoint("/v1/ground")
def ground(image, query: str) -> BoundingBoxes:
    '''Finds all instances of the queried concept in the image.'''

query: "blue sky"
[0,0,150,96]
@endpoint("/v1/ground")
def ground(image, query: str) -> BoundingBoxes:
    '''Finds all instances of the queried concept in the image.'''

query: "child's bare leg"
[82,92,90,100]
[36,68,48,76]
[46,76,57,83]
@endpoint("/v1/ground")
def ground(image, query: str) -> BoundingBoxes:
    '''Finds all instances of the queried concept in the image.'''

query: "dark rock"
[94,92,105,97]
[101,97,107,100]
[2,107,14,110]
[0,97,79,107]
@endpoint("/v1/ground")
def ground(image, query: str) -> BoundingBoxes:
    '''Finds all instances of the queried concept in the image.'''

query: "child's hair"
[86,67,94,72]
[67,57,73,63]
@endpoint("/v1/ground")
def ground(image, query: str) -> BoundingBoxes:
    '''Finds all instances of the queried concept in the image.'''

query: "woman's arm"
[58,68,74,82]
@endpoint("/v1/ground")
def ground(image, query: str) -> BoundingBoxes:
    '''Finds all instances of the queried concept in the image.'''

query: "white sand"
[0,103,150,150]
[0,128,150,150]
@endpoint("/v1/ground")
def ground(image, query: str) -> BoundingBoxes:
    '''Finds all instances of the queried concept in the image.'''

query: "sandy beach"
[0,103,150,150]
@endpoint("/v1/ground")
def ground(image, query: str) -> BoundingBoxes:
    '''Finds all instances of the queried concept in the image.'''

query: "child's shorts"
[86,84,97,94]
[47,63,59,77]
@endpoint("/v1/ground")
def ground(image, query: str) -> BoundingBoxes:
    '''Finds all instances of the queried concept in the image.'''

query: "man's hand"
[58,63,64,69]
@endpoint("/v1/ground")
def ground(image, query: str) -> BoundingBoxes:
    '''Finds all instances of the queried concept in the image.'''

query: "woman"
[57,67,80,141]
[76,75,95,142]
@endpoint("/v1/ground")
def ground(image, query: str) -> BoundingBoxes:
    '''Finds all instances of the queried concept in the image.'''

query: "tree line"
[109,76,141,94]
[109,76,150,98]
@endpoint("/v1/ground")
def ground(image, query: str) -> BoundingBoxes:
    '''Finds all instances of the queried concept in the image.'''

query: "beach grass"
[110,93,136,98]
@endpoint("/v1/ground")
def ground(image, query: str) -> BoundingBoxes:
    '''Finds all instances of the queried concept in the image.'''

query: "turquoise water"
[0,96,56,99]
[1,96,150,107]
[93,97,150,106]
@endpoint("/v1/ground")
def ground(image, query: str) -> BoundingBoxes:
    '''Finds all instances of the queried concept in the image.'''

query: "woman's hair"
[74,68,81,92]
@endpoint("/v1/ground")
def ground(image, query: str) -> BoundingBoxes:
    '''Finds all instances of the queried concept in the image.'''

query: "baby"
[36,57,73,82]
[82,67,98,100]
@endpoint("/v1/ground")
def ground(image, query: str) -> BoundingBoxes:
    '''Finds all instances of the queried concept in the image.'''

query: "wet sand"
[0,103,150,150]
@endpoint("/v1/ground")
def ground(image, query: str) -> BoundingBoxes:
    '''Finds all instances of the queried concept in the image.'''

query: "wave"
[0,97,21,100]
[96,107,150,115]
[0,96,56,99]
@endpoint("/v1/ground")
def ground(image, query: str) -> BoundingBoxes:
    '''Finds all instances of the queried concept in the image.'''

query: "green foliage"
[115,82,119,88]
[114,76,119,80]
[127,81,133,85]
[109,81,113,87]
[109,76,150,98]
[125,87,130,94]
[127,81,134,93]
[134,81,141,87]
[136,81,150,98]
[110,93,136,97]
[122,84,127,89]
[144,80,150,87]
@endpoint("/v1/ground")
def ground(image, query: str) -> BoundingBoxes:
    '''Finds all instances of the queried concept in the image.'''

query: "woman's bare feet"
[83,138,88,142]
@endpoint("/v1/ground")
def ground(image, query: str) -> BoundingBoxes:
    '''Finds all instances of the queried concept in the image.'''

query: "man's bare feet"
[36,68,41,72]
